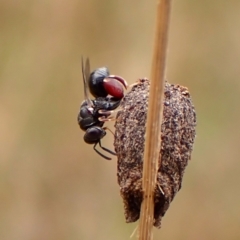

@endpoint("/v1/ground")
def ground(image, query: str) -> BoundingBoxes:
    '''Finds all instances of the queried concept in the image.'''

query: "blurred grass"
[0,1,240,239]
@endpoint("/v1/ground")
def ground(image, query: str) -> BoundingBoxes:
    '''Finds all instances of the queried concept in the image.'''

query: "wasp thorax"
[114,78,196,228]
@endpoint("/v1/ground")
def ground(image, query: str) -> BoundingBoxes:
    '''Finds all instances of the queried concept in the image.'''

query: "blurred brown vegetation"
[0,1,240,239]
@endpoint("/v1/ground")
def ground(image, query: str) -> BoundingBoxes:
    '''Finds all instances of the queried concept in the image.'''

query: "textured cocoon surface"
[114,78,196,228]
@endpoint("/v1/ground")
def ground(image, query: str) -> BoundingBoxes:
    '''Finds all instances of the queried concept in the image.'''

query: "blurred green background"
[1,1,240,239]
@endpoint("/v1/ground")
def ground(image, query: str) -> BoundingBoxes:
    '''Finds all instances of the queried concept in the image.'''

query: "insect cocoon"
[114,78,196,228]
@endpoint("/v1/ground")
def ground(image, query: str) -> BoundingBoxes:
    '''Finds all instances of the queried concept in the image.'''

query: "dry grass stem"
[138,1,172,239]
[114,0,195,235]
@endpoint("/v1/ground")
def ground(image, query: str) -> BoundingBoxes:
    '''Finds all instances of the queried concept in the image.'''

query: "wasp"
[77,58,127,160]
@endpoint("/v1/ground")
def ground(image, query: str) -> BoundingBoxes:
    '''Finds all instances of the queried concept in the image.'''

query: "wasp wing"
[81,56,93,108]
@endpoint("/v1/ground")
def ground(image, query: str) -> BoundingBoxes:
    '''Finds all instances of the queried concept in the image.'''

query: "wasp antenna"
[93,142,112,160]
[81,56,93,108]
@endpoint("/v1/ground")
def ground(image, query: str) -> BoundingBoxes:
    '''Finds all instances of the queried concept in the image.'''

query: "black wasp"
[77,58,127,160]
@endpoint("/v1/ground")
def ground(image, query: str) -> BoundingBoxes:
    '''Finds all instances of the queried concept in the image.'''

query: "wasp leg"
[103,127,115,136]
[98,107,123,115]
[98,140,116,156]
[93,142,112,160]
[98,116,116,122]
[128,79,142,89]
[98,108,123,123]
[98,109,114,115]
